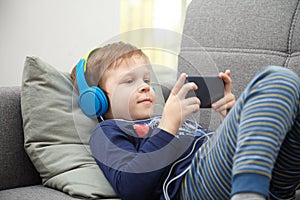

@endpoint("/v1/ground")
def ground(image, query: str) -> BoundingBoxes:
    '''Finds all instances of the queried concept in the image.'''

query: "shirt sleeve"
[89,123,193,200]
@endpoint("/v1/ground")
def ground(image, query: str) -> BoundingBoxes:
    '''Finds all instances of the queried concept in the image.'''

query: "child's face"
[101,54,156,120]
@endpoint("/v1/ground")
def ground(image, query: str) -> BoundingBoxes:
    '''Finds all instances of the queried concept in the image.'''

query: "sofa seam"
[180,47,300,57]
[284,0,300,67]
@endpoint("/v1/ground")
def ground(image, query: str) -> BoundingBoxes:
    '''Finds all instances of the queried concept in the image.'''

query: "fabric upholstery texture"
[178,0,300,130]
[0,185,78,200]
[21,56,117,199]
[0,185,122,200]
[0,87,41,190]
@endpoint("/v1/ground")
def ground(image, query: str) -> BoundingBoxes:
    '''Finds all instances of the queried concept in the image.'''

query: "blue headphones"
[76,49,109,118]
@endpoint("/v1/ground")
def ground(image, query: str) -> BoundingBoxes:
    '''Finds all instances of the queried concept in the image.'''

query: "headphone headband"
[81,47,100,72]
[76,59,89,94]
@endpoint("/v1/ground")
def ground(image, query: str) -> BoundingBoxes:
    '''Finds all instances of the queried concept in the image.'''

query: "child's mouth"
[138,98,152,104]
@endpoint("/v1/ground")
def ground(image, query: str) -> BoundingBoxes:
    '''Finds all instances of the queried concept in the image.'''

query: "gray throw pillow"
[21,56,117,199]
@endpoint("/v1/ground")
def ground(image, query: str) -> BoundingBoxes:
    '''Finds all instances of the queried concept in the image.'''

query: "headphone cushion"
[78,86,108,118]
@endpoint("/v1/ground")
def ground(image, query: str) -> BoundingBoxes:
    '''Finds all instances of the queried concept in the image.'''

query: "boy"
[71,41,300,200]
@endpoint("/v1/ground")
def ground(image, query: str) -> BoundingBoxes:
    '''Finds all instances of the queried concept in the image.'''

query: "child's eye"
[144,79,151,84]
[126,79,133,84]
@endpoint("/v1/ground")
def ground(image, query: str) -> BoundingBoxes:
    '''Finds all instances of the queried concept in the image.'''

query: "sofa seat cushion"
[0,185,122,200]
[0,185,79,200]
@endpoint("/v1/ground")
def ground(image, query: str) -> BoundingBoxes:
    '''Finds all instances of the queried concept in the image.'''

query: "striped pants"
[179,66,300,200]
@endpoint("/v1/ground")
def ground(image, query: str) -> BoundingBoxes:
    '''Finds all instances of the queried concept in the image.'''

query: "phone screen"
[186,76,224,108]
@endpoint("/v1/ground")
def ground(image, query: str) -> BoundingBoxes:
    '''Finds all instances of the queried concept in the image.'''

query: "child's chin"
[130,109,154,120]
[134,114,152,121]
[137,116,150,120]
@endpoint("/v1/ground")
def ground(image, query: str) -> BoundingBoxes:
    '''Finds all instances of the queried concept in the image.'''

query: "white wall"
[0,0,120,86]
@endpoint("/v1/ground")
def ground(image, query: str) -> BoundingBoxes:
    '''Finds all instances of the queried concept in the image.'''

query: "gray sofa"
[178,0,300,130]
[0,87,82,200]
[1,0,300,199]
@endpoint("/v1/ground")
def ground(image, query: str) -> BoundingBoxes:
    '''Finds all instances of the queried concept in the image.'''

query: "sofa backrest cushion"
[0,86,41,190]
[178,0,300,129]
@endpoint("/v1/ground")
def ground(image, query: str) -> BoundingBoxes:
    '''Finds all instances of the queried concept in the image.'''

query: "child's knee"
[263,66,300,82]
[261,66,300,89]
[250,66,300,108]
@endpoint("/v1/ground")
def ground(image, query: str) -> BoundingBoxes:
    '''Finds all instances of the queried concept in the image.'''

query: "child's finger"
[171,73,187,96]
[219,70,232,94]
[212,95,235,112]
[211,96,226,110]
[183,96,201,107]
[177,82,198,99]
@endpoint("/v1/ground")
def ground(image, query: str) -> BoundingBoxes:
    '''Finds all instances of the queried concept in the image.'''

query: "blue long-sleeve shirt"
[89,116,210,200]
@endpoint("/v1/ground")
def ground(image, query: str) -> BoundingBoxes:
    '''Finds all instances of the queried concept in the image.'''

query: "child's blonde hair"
[71,41,149,89]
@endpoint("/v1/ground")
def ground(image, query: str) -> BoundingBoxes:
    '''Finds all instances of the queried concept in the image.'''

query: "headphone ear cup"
[93,86,109,117]
[78,86,108,118]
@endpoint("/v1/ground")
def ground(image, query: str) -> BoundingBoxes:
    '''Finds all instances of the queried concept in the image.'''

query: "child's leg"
[179,66,300,199]
[269,114,300,199]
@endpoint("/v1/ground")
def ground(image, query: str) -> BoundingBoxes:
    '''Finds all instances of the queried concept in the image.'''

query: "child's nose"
[139,84,150,92]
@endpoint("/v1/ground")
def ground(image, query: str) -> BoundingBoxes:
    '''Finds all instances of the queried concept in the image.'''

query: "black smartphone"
[186,76,225,108]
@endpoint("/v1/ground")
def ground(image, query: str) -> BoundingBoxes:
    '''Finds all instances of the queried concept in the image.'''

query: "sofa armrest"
[0,86,41,190]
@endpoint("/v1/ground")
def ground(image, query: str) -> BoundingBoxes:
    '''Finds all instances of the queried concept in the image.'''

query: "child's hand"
[158,73,200,135]
[212,70,236,119]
